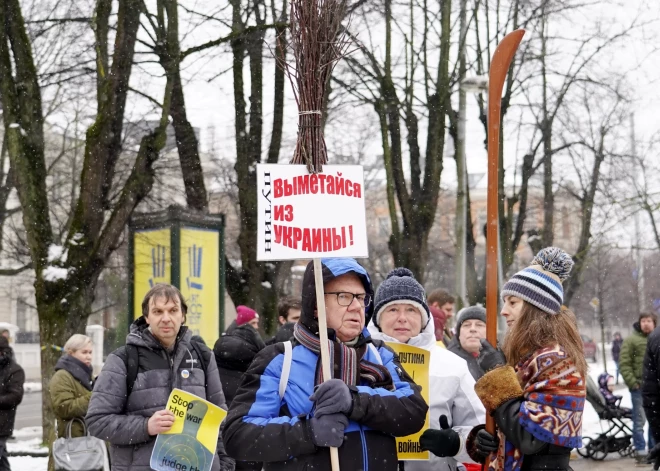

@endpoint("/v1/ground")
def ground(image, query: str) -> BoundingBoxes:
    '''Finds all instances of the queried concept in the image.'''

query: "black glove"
[648,443,660,470]
[309,413,349,448]
[475,428,499,460]
[419,415,461,458]
[310,379,353,417]
[478,339,507,373]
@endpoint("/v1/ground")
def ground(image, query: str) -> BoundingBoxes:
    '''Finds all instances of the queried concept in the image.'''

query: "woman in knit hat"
[462,247,587,471]
[368,267,485,471]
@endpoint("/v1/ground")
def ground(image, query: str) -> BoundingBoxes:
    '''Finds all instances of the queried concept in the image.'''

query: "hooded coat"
[223,258,428,471]
[86,317,233,471]
[368,315,485,471]
[214,321,266,406]
[620,322,649,390]
[49,355,93,438]
[0,341,24,438]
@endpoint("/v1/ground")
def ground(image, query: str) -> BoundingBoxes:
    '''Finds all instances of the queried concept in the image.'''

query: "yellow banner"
[150,388,227,471]
[134,228,171,318]
[180,227,220,346]
[386,342,430,461]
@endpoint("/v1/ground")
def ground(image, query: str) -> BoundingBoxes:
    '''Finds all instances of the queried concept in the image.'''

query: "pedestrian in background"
[214,306,266,405]
[447,306,487,381]
[0,336,25,471]
[214,305,264,471]
[267,296,301,345]
[427,288,455,346]
[612,332,623,384]
[49,334,96,470]
[49,334,94,439]
[621,312,657,463]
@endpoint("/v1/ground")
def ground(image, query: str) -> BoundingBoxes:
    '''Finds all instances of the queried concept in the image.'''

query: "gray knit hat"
[455,306,486,334]
[501,247,574,315]
[373,268,430,328]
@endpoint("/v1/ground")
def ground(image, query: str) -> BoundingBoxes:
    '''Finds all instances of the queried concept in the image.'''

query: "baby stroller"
[578,373,634,460]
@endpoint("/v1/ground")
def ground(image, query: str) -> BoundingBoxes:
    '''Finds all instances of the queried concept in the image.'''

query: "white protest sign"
[256,164,368,261]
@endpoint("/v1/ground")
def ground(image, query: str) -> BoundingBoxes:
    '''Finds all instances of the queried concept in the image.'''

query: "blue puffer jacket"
[223,258,428,471]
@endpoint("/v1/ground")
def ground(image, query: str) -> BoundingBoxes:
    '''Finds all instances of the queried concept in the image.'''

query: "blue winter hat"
[373,268,430,328]
[501,247,574,315]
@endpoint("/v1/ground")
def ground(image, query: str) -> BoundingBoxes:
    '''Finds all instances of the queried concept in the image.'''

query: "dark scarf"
[55,354,93,391]
[293,322,394,390]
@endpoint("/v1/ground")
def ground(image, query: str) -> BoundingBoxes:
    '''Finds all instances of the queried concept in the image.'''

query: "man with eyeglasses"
[224,258,428,471]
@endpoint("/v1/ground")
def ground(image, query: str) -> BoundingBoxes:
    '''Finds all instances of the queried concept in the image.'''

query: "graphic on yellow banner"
[386,342,430,461]
[134,228,171,319]
[179,227,220,346]
[150,389,227,471]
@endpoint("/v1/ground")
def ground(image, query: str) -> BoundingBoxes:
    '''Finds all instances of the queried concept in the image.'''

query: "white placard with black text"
[256,164,368,261]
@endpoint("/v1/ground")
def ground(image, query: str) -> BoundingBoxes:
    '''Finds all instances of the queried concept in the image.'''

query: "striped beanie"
[501,247,574,315]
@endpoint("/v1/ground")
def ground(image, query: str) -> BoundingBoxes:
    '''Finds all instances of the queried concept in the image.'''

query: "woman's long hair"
[502,302,588,377]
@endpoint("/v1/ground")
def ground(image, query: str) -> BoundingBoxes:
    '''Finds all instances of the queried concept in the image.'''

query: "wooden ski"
[484,29,525,468]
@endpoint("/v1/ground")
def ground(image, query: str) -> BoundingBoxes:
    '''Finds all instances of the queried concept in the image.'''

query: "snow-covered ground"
[8,455,47,470]
[7,428,48,470]
[24,382,42,393]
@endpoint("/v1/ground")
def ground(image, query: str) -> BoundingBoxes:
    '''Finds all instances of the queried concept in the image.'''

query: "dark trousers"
[0,438,11,471]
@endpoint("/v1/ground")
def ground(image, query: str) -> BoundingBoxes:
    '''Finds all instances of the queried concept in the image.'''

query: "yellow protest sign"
[386,342,430,460]
[179,227,220,346]
[134,228,171,318]
[150,389,227,471]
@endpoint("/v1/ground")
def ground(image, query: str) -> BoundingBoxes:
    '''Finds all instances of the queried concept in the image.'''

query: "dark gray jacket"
[447,336,485,381]
[86,318,234,471]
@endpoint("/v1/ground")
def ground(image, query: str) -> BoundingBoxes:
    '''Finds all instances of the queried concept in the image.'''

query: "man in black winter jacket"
[642,325,660,467]
[214,321,266,406]
[0,337,25,471]
[214,320,266,471]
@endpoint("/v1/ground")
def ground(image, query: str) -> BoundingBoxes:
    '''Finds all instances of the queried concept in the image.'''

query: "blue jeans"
[631,389,655,451]
[614,361,620,383]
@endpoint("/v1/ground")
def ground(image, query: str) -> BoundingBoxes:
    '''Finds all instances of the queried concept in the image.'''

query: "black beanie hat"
[373,268,430,328]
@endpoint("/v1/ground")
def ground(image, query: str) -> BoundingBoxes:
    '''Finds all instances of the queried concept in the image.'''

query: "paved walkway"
[571,455,652,470]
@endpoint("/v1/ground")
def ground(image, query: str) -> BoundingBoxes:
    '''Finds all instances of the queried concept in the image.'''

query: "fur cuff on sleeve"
[474,365,523,411]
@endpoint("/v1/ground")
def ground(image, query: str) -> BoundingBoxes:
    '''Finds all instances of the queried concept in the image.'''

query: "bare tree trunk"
[564,144,607,305]
[225,0,288,325]
[0,0,176,443]
[171,71,208,211]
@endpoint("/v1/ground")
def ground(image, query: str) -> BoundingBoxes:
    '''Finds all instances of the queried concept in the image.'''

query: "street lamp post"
[455,75,488,309]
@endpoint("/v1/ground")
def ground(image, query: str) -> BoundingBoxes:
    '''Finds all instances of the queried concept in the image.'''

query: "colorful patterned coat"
[474,344,585,471]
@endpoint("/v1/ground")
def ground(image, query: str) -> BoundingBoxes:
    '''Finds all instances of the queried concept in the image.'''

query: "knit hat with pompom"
[501,247,574,315]
[373,267,430,328]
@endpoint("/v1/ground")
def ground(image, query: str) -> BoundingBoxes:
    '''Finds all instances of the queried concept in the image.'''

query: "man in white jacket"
[368,267,486,471]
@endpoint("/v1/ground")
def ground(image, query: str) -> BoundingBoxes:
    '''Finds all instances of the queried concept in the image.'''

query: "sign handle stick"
[484,29,525,471]
[313,258,341,471]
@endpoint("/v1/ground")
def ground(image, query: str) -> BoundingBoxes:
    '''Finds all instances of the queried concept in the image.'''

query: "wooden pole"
[485,29,525,467]
[313,258,341,471]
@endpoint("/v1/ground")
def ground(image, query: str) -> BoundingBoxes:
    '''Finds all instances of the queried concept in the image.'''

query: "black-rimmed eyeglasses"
[325,292,372,307]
